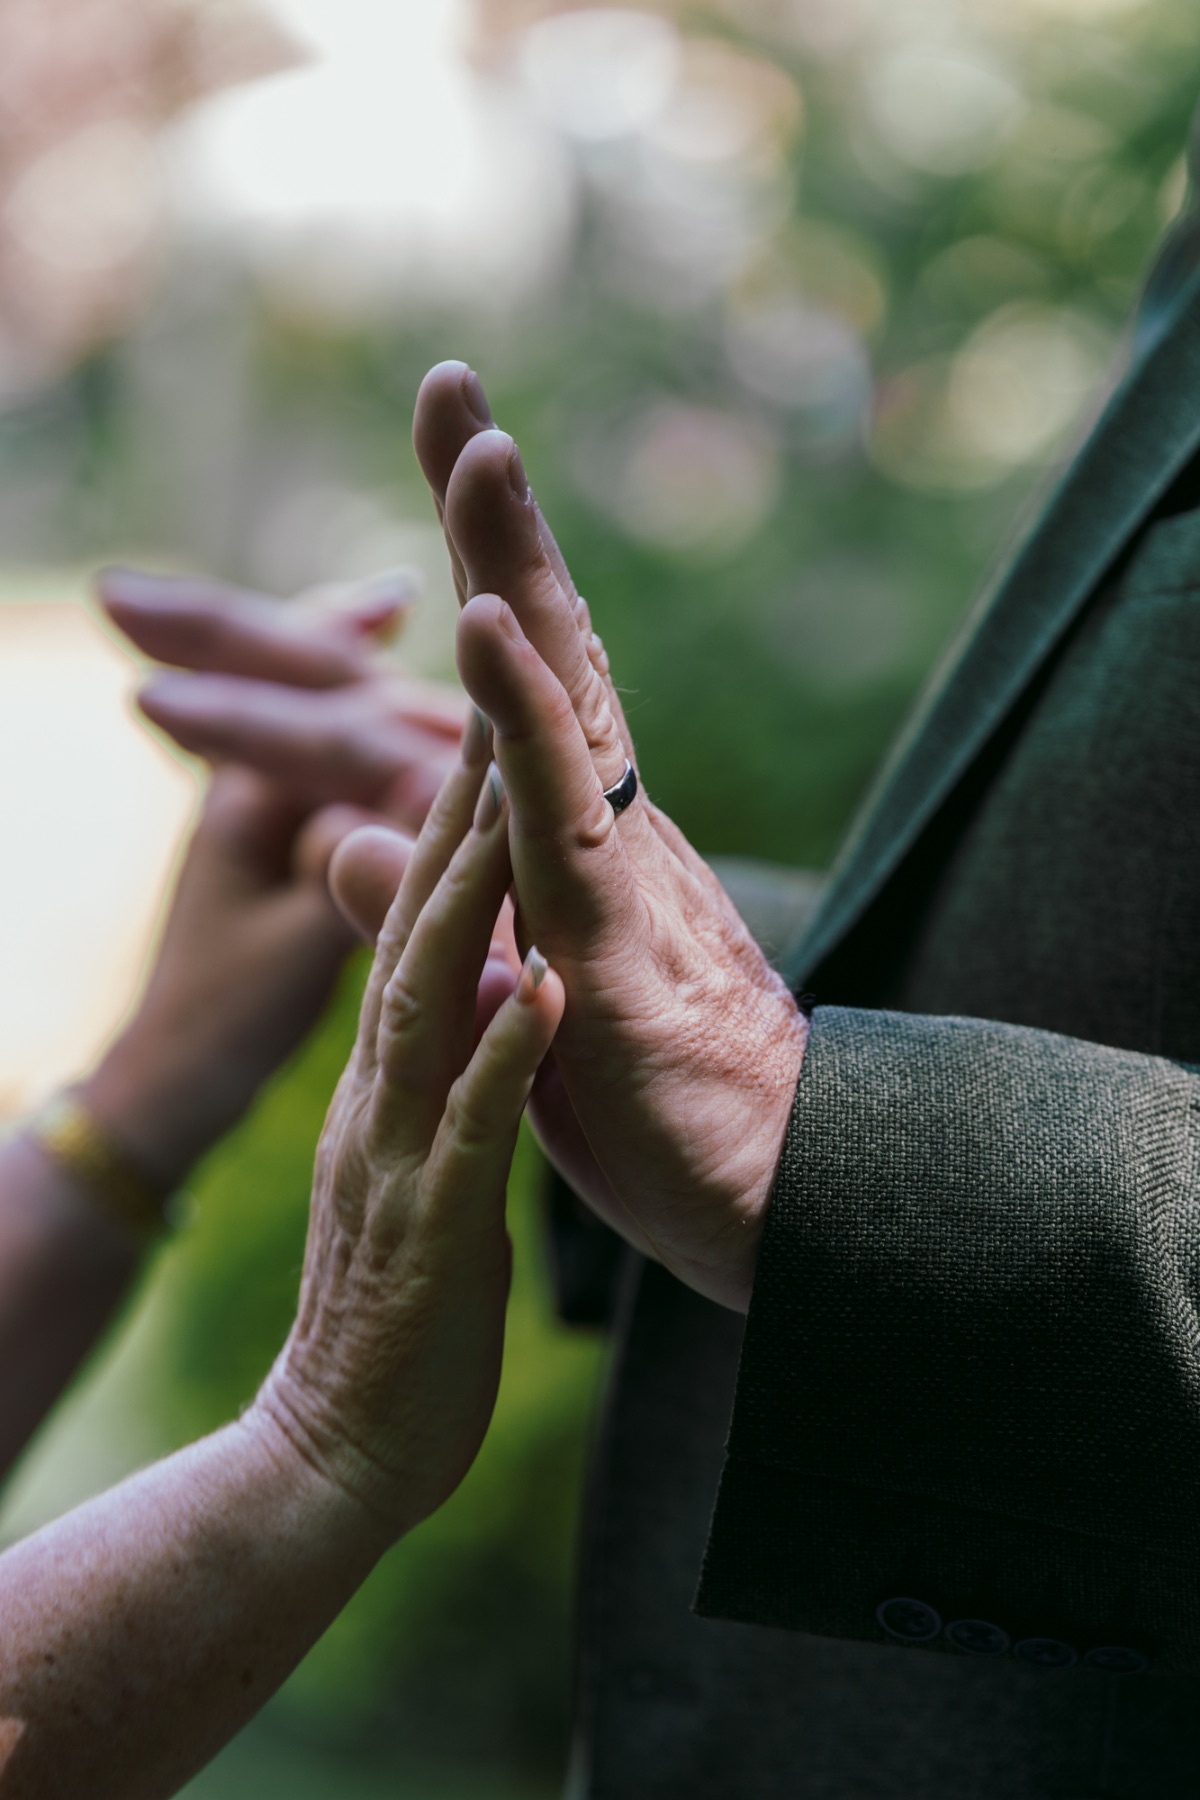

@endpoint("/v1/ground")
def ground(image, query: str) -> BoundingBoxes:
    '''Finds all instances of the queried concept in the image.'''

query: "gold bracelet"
[27,1091,173,1240]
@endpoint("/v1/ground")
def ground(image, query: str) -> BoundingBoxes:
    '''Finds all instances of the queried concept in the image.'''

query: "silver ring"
[603,759,638,815]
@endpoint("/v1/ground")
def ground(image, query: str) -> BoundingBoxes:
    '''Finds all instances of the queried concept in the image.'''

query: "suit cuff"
[696,1004,1200,1672]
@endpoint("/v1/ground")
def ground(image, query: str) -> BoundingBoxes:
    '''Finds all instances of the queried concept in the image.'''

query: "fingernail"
[348,566,419,611]
[518,946,549,1002]
[462,368,493,425]
[508,442,530,502]
[462,705,492,767]
[474,761,506,831]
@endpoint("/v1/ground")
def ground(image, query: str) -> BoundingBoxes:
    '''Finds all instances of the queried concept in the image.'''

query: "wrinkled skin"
[100,367,807,1311]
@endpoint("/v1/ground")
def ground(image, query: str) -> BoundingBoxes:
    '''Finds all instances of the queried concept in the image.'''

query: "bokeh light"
[0,0,1197,1793]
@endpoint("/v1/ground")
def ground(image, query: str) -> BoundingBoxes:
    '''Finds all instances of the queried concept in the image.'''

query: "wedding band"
[603,760,639,815]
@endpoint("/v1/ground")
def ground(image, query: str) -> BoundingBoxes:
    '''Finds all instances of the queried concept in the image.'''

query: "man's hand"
[414,366,808,1313]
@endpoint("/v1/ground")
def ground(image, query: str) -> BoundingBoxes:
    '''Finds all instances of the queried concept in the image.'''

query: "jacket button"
[945,1618,1010,1656]
[1013,1637,1079,1670]
[876,1597,942,1642]
[1083,1646,1150,1675]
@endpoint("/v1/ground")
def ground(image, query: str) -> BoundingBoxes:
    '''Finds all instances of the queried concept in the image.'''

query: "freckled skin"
[0,745,564,1798]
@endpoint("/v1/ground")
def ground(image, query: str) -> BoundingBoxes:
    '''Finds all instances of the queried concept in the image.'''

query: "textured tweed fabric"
[568,169,1200,1800]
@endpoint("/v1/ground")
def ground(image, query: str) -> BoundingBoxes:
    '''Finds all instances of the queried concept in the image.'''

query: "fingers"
[371,766,515,1146]
[413,360,495,505]
[356,710,496,1057]
[425,949,565,1218]
[194,765,314,879]
[445,430,634,790]
[297,568,419,645]
[457,594,653,950]
[414,362,586,618]
[136,673,459,813]
[97,567,409,689]
[296,805,396,896]
[329,817,517,1043]
[329,823,415,939]
[414,360,495,608]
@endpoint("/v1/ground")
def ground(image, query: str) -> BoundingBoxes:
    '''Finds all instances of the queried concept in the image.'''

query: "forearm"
[0,1404,384,1799]
[0,1131,141,1482]
[0,1019,243,1483]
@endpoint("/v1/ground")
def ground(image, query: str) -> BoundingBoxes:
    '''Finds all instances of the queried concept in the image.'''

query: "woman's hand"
[80,766,363,1192]
[0,734,560,1800]
[253,727,564,1535]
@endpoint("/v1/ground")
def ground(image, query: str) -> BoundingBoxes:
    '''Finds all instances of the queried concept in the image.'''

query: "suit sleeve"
[696,1005,1200,1674]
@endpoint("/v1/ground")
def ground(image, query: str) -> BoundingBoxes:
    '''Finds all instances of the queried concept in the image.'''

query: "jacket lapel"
[787,259,1200,988]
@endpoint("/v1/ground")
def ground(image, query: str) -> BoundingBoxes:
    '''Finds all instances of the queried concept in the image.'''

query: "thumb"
[327,823,415,942]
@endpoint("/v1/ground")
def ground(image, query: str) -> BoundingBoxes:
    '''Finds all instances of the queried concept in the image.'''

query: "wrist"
[24,1088,175,1244]
[721,999,809,1311]
[249,1363,412,1555]
[80,1027,216,1193]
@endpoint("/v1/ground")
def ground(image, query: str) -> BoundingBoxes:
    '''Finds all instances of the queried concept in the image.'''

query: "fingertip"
[329,824,414,942]
[458,592,531,653]
[345,566,420,626]
[516,946,548,1004]
[417,357,470,400]
[461,365,493,427]
[515,947,565,1024]
[414,360,497,493]
[294,803,382,886]
[93,567,151,628]
[445,428,524,511]
[92,563,122,605]
[94,562,144,596]
[135,670,189,725]
[93,565,186,611]
[443,429,539,560]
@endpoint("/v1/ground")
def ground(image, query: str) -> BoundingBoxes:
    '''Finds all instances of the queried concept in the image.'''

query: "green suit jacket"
[569,154,1200,1800]
[695,230,1200,1677]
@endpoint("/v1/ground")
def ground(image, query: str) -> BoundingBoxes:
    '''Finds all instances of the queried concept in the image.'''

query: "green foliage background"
[2,1,1199,1793]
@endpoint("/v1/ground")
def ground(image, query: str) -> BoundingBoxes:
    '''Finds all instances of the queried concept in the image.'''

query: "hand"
[82,768,360,1189]
[328,811,631,1254]
[96,567,467,833]
[412,365,809,1314]
[254,732,564,1534]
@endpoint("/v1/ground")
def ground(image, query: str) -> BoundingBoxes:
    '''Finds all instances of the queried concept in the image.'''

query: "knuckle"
[539,675,577,738]
[575,683,621,759]
[570,789,618,854]
[379,970,425,1040]
[442,1077,496,1154]
[585,630,611,680]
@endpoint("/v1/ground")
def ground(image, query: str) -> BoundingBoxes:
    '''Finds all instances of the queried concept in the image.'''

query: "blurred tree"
[0,0,297,400]
[4,2,1200,1795]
